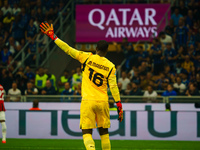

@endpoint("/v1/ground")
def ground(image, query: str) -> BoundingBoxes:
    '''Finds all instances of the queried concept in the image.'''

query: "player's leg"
[0,111,6,143]
[0,120,6,143]
[80,101,96,150]
[82,129,95,150]
[99,127,110,150]
[96,101,111,150]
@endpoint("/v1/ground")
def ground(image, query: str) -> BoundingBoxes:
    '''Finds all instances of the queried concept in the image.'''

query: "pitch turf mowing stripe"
[0,148,196,150]
[0,147,86,150]
[0,139,200,150]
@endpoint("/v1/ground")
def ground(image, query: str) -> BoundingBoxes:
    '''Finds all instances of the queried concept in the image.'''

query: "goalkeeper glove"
[40,22,58,41]
[116,101,123,122]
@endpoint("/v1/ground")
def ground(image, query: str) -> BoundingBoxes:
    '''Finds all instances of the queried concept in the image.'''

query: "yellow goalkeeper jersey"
[55,38,120,102]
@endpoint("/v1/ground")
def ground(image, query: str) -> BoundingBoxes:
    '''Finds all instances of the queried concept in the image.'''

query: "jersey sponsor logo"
[88,61,109,71]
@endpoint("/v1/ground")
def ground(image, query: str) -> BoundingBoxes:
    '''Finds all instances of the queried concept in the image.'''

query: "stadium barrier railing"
[4,95,200,103]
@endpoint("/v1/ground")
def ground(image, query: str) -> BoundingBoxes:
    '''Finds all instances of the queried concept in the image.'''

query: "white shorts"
[0,111,5,121]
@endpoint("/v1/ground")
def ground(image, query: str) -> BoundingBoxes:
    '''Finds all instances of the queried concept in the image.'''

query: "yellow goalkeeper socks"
[100,134,111,150]
[83,134,95,150]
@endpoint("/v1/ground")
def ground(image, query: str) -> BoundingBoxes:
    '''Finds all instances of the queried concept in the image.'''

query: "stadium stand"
[0,0,200,103]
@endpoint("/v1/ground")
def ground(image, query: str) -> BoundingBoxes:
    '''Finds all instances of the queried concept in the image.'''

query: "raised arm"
[55,38,88,62]
[40,22,91,64]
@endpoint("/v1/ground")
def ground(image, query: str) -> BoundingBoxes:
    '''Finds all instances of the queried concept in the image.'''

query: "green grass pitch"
[0,139,200,150]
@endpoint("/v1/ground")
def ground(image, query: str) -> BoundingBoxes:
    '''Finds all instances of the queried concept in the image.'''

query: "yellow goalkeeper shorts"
[80,100,110,129]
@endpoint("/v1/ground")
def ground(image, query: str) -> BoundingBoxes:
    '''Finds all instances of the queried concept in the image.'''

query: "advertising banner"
[4,103,200,141]
[76,4,170,42]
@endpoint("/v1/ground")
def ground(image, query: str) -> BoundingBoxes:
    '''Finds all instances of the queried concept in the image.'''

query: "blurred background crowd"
[0,0,200,102]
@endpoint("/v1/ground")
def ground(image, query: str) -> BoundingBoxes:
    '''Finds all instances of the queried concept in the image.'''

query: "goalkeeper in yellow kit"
[40,22,123,150]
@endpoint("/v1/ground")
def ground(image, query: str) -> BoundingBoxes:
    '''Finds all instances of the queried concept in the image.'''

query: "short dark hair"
[168,84,173,88]
[37,66,43,70]
[33,100,39,108]
[166,42,172,46]
[190,82,197,88]
[165,103,171,110]
[153,38,159,42]
[3,44,9,49]
[64,70,69,73]
[159,31,165,36]
[148,85,154,90]
[182,72,188,76]
[127,83,132,88]
[97,40,108,53]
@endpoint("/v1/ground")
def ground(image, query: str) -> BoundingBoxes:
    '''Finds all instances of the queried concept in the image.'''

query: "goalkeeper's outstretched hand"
[40,22,58,41]
[116,101,123,122]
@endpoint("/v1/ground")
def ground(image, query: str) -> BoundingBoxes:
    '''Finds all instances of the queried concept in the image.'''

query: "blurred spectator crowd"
[0,0,200,102]
[0,0,68,69]
[1,66,82,101]
[115,0,200,98]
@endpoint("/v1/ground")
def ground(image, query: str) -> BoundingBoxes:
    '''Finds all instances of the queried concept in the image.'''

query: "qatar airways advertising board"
[76,4,170,42]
